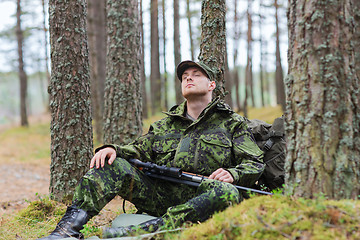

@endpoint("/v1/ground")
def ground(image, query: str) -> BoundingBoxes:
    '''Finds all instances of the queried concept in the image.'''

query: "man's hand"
[90,147,116,169]
[208,168,234,183]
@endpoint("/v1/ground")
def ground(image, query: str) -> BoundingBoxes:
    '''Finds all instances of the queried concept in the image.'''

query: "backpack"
[247,116,286,191]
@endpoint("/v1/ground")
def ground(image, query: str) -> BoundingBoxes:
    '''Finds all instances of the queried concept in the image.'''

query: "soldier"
[38,60,264,240]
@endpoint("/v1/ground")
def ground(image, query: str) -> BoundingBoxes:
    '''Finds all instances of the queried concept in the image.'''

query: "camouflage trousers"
[72,158,242,227]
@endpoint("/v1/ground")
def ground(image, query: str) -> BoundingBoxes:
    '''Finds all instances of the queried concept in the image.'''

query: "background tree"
[246,0,255,109]
[150,0,161,114]
[161,0,168,110]
[140,0,148,119]
[274,0,285,111]
[198,0,226,98]
[48,0,93,202]
[102,0,142,145]
[186,0,195,61]
[224,43,233,107]
[258,0,265,107]
[16,0,28,127]
[173,0,183,104]
[232,0,242,111]
[353,0,360,80]
[87,0,106,144]
[285,0,360,199]
[41,0,50,108]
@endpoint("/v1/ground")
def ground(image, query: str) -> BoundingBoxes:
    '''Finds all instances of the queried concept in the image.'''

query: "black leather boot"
[36,206,90,240]
[102,217,164,238]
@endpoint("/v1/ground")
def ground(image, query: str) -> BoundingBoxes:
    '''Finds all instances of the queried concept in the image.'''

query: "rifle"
[128,158,273,196]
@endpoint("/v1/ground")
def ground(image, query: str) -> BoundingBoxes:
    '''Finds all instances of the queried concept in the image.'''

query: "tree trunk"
[87,0,106,144]
[233,68,241,112]
[161,0,168,110]
[103,0,142,145]
[16,0,28,127]
[150,0,161,114]
[36,57,47,107]
[259,1,265,107]
[246,0,255,107]
[224,43,233,108]
[42,0,50,110]
[285,0,360,199]
[198,0,226,98]
[353,0,360,80]
[233,0,241,111]
[173,0,183,104]
[263,39,271,105]
[275,0,285,111]
[186,0,195,61]
[48,0,93,202]
[140,0,148,119]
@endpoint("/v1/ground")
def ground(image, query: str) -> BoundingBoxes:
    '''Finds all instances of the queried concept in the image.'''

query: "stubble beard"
[182,88,210,101]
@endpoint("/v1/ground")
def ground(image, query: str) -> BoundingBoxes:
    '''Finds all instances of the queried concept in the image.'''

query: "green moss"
[174,194,360,240]
[17,196,66,224]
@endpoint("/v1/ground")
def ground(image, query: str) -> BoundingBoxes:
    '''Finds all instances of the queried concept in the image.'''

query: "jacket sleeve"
[95,125,156,162]
[227,120,265,187]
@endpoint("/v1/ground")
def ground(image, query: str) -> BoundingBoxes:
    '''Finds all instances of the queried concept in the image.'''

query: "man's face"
[181,67,216,99]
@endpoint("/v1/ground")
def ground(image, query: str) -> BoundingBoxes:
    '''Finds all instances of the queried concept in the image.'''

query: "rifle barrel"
[129,159,273,196]
[182,172,272,195]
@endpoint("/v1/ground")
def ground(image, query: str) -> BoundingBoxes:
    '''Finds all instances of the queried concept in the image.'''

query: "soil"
[0,161,125,226]
[0,162,50,215]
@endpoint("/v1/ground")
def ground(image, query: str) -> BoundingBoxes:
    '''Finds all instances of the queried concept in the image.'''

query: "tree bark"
[42,0,50,109]
[353,0,360,80]
[246,0,254,108]
[224,43,233,108]
[161,0,168,110]
[186,0,195,61]
[285,0,360,199]
[198,0,226,98]
[150,0,161,114]
[259,1,265,107]
[87,0,106,144]
[103,0,142,145]
[275,0,285,110]
[140,0,148,119]
[48,0,93,202]
[16,0,28,127]
[173,0,183,104]
[233,0,242,111]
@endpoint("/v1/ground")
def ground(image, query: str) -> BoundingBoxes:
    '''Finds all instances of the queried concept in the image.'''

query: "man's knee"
[84,157,136,181]
[198,179,241,204]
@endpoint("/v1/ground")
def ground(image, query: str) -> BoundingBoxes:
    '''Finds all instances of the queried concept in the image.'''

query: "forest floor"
[0,114,51,216]
[0,114,127,228]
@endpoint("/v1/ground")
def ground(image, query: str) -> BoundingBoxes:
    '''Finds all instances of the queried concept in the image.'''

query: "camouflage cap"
[176,60,215,82]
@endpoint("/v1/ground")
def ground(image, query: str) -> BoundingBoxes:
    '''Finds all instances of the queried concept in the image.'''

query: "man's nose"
[185,75,193,81]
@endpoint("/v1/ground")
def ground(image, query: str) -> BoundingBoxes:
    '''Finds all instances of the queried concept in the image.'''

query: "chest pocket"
[152,134,181,164]
[195,131,233,173]
[200,133,232,147]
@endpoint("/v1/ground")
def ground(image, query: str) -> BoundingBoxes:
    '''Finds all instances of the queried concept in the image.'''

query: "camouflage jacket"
[98,98,264,187]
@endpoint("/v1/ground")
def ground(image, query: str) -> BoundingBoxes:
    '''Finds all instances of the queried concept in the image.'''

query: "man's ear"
[209,81,216,91]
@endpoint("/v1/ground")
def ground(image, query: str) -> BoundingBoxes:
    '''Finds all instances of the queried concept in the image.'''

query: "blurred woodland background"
[0,0,288,127]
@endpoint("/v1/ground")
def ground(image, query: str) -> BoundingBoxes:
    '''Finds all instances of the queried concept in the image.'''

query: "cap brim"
[176,60,209,81]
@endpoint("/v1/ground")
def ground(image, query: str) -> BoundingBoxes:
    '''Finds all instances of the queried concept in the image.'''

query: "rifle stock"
[128,158,273,196]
